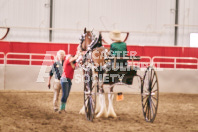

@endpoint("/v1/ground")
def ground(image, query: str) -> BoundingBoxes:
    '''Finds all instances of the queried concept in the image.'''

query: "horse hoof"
[79,105,85,114]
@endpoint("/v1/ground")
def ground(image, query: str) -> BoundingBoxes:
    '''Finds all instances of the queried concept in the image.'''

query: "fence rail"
[6,53,55,66]
[152,56,198,69]
[0,52,198,69]
[0,52,5,64]
[128,56,151,68]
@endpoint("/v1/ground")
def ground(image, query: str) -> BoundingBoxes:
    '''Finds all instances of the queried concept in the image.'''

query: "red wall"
[1,41,198,57]
[0,41,198,68]
[0,41,69,54]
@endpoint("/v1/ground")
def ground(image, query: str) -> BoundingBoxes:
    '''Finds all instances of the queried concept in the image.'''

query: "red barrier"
[0,41,69,54]
[68,44,78,54]
[0,41,198,67]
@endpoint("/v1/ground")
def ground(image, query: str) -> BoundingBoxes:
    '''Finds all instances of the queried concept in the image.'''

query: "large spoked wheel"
[141,66,159,123]
[84,68,96,121]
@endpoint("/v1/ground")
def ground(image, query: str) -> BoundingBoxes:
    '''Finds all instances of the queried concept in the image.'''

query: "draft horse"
[78,28,117,120]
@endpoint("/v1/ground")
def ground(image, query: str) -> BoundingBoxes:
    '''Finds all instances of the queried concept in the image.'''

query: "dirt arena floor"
[0,91,198,132]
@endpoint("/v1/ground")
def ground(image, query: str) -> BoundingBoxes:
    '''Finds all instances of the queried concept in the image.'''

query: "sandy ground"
[0,91,198,132]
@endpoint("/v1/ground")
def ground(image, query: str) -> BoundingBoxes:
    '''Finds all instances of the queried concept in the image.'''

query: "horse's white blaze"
[107,93,117,118]
[96,94,108,118]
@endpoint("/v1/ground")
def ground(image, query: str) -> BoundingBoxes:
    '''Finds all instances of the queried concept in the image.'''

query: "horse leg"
[96,68,108,118]
[107,85,117,118]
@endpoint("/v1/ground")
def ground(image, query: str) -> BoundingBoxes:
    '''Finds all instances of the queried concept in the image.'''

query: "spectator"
[48,50,65,112]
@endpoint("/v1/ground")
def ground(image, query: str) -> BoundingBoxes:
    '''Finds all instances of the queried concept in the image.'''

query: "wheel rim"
[84,69,96,121]
[84,96,94,121]
[141,66,159,122]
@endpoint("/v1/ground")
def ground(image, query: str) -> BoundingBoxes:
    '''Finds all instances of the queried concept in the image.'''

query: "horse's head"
[79,28,94,51]
[78,28,107,67]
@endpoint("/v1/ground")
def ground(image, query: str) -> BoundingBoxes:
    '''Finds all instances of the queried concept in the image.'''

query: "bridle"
[79,31,95,51]
[78,30,105,72]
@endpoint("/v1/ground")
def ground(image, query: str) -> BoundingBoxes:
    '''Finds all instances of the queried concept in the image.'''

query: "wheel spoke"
[150,98,154,118]
[148,71,150,84]
[149,98,152,120]
[143,94,149,100]
[147,100,150,120]
[151,80,157,90]
[143,97,149,109]
[151,70,155,83]
[145,101,148,117]
[89,102,91,120]
[151,96,158,101]
[143,89,149,93]
[87,98,91,120]
[152,89,158,93]
[151,98,156,109]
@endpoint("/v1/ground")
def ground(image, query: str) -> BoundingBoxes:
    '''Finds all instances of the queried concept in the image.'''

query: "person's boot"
[59,102,66,113]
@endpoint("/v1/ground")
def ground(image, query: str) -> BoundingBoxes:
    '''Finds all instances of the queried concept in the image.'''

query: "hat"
[109,30,123,42]
[57,50,65,57]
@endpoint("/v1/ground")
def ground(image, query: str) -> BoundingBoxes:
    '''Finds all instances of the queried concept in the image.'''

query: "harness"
[79,33,86,51]
[79,31,97,51]
[78,31,105,73]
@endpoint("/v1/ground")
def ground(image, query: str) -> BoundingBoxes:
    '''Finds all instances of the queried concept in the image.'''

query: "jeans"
[60,77,72,103]
[53,81,61,109]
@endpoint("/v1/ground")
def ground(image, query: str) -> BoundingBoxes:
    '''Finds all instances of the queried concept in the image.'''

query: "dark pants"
[60,77,72,103]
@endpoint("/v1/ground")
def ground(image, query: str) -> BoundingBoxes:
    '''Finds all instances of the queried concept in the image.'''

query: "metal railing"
[1,52,198,69]
[6,53,55,65]
[0,52,5,64]
[128,56,152,68]
[152,56,198,69]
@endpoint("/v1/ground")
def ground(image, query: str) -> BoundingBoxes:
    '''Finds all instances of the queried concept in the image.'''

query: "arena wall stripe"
[1,41,198,67]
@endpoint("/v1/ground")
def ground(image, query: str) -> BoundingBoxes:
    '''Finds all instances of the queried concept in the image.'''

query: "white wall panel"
[178,0,198,47]
[53,0,176,45]
[2,65,198,94]
[53,0,89,29]
[52,0,89,43]
[0,0,50,42]
[0,0,198,46]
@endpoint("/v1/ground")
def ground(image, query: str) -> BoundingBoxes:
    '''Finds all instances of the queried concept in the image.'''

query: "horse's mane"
[97,33,103,47]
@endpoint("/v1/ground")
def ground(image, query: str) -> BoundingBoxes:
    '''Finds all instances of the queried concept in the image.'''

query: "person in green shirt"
[109,30,127,67]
